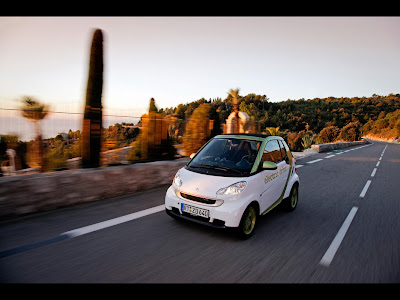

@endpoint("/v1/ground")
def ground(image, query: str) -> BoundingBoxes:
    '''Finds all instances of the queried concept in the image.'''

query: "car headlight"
[217,181,247,195]
[173,172,182,188]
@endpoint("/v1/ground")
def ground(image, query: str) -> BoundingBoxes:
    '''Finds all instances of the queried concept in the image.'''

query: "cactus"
[301,132,313,149]
[81,29,103,168]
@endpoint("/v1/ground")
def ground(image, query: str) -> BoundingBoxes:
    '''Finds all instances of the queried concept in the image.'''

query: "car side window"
[261,140,283,164]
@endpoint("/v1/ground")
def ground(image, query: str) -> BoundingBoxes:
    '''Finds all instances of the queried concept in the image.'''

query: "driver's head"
[244,142,251,153]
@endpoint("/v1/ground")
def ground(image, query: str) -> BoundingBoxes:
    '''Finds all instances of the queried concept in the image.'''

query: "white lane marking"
[64,205,165,238]
[320,206,359,267]
[296,164,304,168]
[371,168,377,177]
[344,150,350,153]
[379,157,382,161]
[307,159,323,164]
[359,180,372,198]
[376,161,380,167]
[324,155,335,158]
[336,152,344,155]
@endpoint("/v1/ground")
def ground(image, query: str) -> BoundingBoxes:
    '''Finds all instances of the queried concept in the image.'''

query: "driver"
[235,141,254,163]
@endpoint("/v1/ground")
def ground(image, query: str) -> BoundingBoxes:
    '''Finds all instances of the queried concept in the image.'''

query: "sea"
[0,110,142,142]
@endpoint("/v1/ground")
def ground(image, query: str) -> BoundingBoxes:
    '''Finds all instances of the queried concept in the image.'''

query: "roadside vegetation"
[160,93,400,151]
[1,93,399,174]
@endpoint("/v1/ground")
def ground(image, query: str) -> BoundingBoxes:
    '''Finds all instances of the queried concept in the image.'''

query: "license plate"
[181,203,209,218]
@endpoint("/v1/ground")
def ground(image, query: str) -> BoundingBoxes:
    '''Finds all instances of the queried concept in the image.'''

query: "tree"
[337,122,361,141]
[286,131,305,152]
[396,118,400,137]
[20,96,49,171]
[183,103,212,156]
[317,126,340,143]
[21,96,49,137]
[149,97,158,112]
[81,29,103,168]
[174,104,186,119]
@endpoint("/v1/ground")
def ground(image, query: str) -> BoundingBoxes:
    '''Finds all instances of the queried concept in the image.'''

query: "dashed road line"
[300,143,373,168]
[320,142,386,268]
[64,205,165,238]
[359,180,372,198]
[320,206,359,267]
[307,159,323,164]
[0,204,166,258]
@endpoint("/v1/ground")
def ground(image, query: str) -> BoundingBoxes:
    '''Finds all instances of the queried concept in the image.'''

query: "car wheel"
[237,204,257,239]
[283,183,298,212]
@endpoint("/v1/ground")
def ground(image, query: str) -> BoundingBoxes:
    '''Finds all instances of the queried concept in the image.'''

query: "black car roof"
[218,133,271,138]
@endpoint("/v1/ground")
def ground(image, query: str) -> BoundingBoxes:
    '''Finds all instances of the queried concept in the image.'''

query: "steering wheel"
[239,155,254,163]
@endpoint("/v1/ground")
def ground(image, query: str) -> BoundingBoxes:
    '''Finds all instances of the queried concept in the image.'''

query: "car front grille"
[180,192,216,205]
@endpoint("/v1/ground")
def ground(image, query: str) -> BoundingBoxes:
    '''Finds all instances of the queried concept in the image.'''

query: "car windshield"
[186,138,262,177]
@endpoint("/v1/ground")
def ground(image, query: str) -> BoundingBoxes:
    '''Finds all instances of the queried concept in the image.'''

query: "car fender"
[284,173,299,199]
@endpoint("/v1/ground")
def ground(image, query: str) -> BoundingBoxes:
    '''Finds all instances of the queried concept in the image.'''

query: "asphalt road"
[0,140,399,283]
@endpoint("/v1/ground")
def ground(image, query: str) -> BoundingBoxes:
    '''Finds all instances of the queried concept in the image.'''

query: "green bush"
[317,126,340,143]
[337,122,360,141]
[286,131,305,152]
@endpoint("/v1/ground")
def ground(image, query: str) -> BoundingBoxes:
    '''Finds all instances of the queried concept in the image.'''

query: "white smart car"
[165,133,299,239]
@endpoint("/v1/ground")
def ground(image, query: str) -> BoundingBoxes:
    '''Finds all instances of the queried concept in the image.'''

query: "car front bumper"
[164,185,249,228]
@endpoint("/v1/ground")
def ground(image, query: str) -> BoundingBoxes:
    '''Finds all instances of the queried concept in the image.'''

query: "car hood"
[178,167,247,199]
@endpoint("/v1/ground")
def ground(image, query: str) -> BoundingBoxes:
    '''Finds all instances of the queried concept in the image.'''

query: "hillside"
[160,93,400,144]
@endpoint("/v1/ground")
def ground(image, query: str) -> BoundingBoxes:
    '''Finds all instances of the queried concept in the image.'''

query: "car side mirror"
[190,153,196,159]
[262,161,278,170]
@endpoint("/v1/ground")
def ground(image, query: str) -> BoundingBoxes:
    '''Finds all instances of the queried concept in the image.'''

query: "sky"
[1,16,400,140]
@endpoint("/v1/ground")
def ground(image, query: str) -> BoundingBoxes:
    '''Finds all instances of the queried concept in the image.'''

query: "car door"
[258,139,287,213]
[277,139,290,194]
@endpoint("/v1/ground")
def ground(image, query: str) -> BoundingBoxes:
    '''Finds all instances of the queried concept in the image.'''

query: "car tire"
[236,204,257,239]
[283,183,298,212]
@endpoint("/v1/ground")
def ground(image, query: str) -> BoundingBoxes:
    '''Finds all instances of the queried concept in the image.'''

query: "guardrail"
[311,140,369,152]
[0,158,189,221]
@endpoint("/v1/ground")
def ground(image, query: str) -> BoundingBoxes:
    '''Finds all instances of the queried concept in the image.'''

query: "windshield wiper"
[199,163,243,174]
[189,163,216,170]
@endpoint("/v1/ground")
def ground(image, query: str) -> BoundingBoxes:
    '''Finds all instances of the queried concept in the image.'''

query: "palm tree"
[228,88,240,133]
[265,127,281,136]
[20,96,49,171]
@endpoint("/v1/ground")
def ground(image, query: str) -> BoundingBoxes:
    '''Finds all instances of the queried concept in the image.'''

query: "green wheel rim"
[243,207,256,235]
[291,187,298,208]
